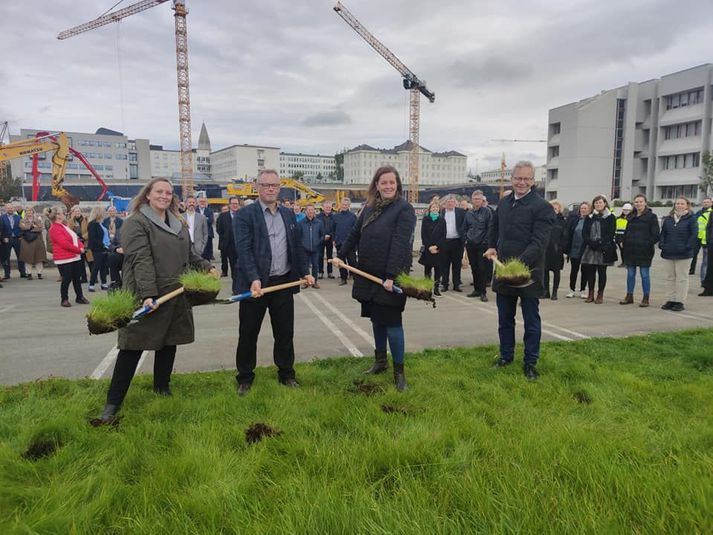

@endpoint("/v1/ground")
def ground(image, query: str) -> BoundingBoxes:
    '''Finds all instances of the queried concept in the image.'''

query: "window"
[116,154,127,160]
[104,153,112,159]
[662,152,700,170]
[660,184,698,200]
[666,88,705,110]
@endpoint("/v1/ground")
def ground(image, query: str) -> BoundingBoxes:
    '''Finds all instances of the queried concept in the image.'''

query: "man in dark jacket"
[485,162,554,381]
[440,196,466,292]
[232,170,313,395]
[462,190,492,301]
[197,196,215,261]
[299,204,324,287]
[317,202,336,279]
[1,202,26,279]
[216,196,239,277]
[333,197,357,285]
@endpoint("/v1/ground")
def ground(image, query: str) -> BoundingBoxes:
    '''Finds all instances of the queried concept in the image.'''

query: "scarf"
[429,212,439,221]
[592,208,611,218]
[362,196,395,229]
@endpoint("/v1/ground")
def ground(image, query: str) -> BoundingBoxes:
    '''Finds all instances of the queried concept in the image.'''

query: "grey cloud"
[448,55,534,88]
[301,110,352,127]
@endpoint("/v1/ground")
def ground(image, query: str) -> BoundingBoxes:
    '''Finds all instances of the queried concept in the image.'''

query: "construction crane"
[333,2,435,204]
[58,0,195,199]
[0,121,9,185]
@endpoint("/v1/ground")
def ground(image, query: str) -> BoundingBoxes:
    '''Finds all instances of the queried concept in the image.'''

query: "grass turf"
[85,289,140,334]
[178,270,222,293]
[1,329,712,533]
[495,258,532,283]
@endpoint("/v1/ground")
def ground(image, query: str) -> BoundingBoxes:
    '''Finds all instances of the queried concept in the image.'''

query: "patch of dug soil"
[573,390,593,404]
[245,423,282,444]
[22,437,62,461]
[347,379,385,396]
[89,415,122,428]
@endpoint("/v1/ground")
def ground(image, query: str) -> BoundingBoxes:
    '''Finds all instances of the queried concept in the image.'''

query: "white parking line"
[0,304,18,314]
[662,309,713,322]
[297,293,363,357]
[310,291,375,346]
[442,294,574,342]
[91,345,119,379]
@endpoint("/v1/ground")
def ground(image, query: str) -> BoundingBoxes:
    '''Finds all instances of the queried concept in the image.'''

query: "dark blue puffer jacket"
[299,217,324,253]
[659,212,697,260]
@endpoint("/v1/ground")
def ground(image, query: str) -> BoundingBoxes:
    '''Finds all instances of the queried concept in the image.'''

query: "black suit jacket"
[440,207,466,241]
[198,207,214,239]
[216,211,236,253]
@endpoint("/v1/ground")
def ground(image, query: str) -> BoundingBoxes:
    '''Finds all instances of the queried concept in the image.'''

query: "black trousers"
[441,238,463,287]
[701,244,713,290]
[424,264,441,283]
[690,239,702,273]
[106,252,123,285]
[465,242,489,293]
[568,257,586,292]
[1,237,26,277]
[235,277,296,385]
[319,238,334,275]
[57,260,85,301]
[221,247,237,277]
[106,345,176,406]
[543,269,561,295]
[89,249,107,285]
[582,264,607,293]
[336,244,356,281]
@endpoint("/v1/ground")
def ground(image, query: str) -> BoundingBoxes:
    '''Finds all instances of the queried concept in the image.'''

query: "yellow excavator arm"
[0,132,77,207]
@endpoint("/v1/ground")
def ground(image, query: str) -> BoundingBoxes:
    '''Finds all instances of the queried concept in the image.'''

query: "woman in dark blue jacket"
[418,199,446,296]
[659,197,697,311]
[621,194,660,307]
[87,206,110,291]
[338,166,416,391]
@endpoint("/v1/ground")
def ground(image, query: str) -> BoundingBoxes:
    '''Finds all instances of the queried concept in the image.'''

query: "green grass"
[178,269,222,292]
[396,272,434,291]
[85,289,140,331]
[1,329,712,533]
[495,258,531,279]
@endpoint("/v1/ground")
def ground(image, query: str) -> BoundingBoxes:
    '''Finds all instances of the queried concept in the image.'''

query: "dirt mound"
[347,379,385,396]
[245,423,282,444]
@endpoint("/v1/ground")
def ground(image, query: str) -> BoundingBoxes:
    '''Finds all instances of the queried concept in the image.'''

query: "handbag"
[22,231,39,243]
[603,241,618,263]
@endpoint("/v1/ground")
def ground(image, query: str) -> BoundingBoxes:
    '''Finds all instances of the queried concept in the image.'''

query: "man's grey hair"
[445,194,457,201]
[471,189,484,197]
[257,169,279,181]
[511,160,535,177]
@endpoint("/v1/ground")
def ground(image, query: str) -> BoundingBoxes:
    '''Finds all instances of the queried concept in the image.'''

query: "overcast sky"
[1,0,711,173]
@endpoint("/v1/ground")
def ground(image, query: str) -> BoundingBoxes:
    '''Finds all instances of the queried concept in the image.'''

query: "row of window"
[665,88,705,110]
[659,184,699,200]
[663,121,701,140]
[661,152,700,170]
[83,152,114,159]
[78,139,127,148]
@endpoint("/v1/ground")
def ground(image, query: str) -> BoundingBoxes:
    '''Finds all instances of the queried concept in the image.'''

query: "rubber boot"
[364,350,388,374]
[433,283,441,297]
[585,289,595,303]
[393,362,408,392]
[619,293,633,305]
[594,291,603,304]
[93,403,120,425]
[639,295,650,308]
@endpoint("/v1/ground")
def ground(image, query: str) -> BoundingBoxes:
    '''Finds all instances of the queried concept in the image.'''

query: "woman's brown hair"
[128,177,181,218]
[366,166,403,207]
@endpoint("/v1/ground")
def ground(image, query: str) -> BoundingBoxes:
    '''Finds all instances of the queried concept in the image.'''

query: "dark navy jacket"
[317,211,335,238]
[659,212,697,260]
[1,213,22,239]
[197,207,214,239]
[299,216,324,253]
[232,202,308,294]
[333,209,357,245]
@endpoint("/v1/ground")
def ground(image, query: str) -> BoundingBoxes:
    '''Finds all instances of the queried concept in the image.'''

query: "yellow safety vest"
[697,209,711,244]
[615,216,628,235]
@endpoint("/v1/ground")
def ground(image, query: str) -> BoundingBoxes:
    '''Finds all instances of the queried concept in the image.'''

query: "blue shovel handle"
[227,291,255,303]
[132,300,156,320]
[390,284,403,294]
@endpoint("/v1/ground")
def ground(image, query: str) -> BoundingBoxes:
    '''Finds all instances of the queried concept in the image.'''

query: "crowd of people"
[3,163,713,422]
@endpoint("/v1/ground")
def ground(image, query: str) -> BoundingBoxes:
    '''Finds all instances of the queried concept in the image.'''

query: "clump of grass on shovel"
[86,289,140,335]
[494,258,532,286]
[179,269,221,306]
[395,273,436,307]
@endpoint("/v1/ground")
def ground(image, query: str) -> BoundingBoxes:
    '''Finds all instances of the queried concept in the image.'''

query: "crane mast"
[333,2,434,204]
[58,0,194,198]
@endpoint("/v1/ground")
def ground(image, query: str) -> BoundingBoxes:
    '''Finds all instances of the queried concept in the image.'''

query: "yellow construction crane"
[333,2,435,204]
[58,0,195,199]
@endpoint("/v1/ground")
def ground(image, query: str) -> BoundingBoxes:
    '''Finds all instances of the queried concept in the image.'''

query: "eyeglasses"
[512,176,534,182]
[258,183,280,190]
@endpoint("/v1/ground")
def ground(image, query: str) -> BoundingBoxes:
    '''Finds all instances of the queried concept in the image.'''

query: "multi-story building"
[149,122,212,180]
[279,152,336,182]
[546,64,713,205]
[9,127,151,182]
[210,143,280,182]
[343,141,467,186]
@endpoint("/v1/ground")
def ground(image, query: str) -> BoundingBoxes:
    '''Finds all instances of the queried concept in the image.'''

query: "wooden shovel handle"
[491,257,506,269]
[329,259,383,285]
[259,279,306,295]
[156,286,185,305]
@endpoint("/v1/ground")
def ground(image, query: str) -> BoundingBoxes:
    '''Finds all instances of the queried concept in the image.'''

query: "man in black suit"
[232,169,314,396]
[440,195,466,292]
[216,196,239,277]
[197,196,215,260]
[485,161,554,381]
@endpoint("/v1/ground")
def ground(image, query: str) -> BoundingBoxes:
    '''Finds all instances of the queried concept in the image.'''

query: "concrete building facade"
[279,152,336,182]
[9,127,151,183]
[343,141,467,186]
[546,64,713,205]
[210,144,280,182]
[149,122,212,180]
[480,165,546,188]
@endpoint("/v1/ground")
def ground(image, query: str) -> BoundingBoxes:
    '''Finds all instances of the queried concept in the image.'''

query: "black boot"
[433,284,441,297]
[393,362,408,392]
[364,350,388,374]
[91,403,120,426]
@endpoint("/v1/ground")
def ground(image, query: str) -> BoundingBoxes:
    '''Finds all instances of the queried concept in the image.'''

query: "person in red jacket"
[48,206,90,307]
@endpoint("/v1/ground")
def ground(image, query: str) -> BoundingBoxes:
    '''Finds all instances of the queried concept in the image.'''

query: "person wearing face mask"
[580,195,617,304]
[659,197,697,311]
[615,203,632,267]
[418,198,446,296]
[337,165,416,391]
[620,194,660,307]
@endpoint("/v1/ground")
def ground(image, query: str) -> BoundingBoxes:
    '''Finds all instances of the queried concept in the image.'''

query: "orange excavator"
[0,131,108,208]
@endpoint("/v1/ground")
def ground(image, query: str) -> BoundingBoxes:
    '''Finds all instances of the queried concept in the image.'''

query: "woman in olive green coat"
[96,178,217,424]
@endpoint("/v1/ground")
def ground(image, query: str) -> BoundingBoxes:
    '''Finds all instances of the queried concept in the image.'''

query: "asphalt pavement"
[1,255,712,385]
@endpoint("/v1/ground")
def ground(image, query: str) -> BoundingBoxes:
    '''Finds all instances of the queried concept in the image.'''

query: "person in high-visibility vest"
[615,203,632,267]
[692,197,712,278]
